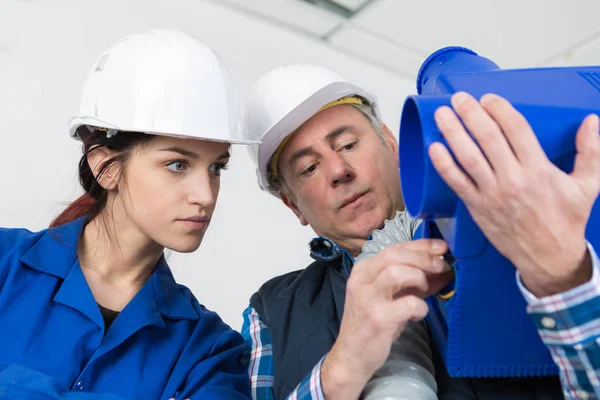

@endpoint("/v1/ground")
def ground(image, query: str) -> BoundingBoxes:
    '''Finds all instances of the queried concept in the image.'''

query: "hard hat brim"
[69,116,261,145]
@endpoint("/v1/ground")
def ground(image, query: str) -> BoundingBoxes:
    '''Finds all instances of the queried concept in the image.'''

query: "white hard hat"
[244,63,379,197]
[69,29,258,145]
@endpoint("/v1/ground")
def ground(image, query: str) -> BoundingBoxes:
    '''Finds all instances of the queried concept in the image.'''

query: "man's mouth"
[340,190,369,209]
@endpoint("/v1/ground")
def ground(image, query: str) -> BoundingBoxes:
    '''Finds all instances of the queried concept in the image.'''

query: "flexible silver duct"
[357,211,438,400]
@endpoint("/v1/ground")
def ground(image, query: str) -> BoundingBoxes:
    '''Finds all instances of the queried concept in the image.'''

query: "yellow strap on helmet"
[269,96,365,178]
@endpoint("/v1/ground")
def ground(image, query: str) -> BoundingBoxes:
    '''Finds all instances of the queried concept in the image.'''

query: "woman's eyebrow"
[158,147,200,159]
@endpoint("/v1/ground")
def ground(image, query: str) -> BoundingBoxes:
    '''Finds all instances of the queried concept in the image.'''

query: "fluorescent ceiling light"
[328,0,373,11]
[300,0,374,17]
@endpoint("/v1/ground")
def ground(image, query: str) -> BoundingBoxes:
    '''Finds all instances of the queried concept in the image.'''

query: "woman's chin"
[162,236,204,254]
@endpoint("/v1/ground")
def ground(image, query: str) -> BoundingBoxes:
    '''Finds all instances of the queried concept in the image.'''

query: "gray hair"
[267,101,387,196]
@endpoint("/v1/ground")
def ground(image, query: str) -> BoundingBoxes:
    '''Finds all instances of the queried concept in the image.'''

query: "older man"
[240,64,600,400]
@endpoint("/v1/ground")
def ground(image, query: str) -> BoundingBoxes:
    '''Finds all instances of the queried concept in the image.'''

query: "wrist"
[321,343,373,400]
[521,244,592,298]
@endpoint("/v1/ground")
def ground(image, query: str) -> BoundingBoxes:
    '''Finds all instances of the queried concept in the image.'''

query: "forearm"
[518,243,600,399]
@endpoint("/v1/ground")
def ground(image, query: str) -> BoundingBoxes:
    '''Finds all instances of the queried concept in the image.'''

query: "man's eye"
[341,142,357,151]
[301,164,317,176]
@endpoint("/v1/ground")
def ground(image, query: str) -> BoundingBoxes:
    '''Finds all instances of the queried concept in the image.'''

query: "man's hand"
[321,239,451,400]
[429,92,600,298]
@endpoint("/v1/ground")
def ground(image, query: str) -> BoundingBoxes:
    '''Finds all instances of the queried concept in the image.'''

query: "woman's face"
[110,135,230,253]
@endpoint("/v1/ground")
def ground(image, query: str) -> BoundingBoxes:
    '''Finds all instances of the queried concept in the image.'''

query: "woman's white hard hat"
[69,29,259,145]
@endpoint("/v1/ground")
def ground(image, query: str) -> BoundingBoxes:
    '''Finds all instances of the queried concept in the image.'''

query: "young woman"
[0,29,257,400]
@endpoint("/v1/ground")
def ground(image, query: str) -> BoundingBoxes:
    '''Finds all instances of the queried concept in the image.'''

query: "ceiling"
[216,0,600,80]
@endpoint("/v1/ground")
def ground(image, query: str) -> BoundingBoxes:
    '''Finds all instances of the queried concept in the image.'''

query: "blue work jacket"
[0,217,250,399]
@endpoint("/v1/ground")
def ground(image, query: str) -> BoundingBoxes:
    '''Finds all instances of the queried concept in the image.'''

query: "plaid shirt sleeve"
[517,242,600,400]
[241,305,326,400]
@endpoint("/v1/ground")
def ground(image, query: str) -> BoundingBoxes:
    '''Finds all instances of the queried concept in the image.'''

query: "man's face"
[277,105,404,255]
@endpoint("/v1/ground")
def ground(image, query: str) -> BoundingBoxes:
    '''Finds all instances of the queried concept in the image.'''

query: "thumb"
[394,269,455,299]
[571,114,600,198]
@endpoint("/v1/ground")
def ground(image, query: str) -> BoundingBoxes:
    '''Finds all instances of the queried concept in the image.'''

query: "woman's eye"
[167,161,187,172]
[209,163,229,176]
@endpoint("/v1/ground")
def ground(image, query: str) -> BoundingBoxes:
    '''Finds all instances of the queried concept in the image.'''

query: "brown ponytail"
[49,193,96,228]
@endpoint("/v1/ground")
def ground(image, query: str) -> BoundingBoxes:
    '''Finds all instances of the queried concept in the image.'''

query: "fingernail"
[479,93,498,105]
[589,114,599,129]
[434,106,451,123]
[451,92,470,107]
[432,240,446,252]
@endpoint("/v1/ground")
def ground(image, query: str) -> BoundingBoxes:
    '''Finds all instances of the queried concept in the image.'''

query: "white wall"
[0,0,415,328]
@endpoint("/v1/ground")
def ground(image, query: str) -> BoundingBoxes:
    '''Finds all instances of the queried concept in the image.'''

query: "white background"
[1,0,599,329]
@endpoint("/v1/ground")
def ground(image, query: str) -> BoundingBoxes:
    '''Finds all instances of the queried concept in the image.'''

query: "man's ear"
[381,123,398,153]
[380,123,399,166]
[87,147,119,190]
[280,191,308,226]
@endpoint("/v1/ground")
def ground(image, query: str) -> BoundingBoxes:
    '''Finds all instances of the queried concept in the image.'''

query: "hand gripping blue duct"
[400,46,600,378]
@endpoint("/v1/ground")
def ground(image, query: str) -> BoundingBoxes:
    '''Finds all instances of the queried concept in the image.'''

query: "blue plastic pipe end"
[416,46,478,94]
[404,46,502,219]
[399,95,459,219]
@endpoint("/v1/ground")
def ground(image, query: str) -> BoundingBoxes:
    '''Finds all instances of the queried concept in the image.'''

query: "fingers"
[366,239,455,298]
[393,267,455,299]
[433,103,497,189]
[451,92,522,179]
[371,264,429,297]
[388,295,429,324]
[479,93,548,167]
[571,114,600,197]
[429,141,481,205]
[353,239,449,283]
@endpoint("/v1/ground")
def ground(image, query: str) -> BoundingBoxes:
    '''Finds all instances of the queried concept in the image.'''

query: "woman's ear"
[87,147,120,190]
